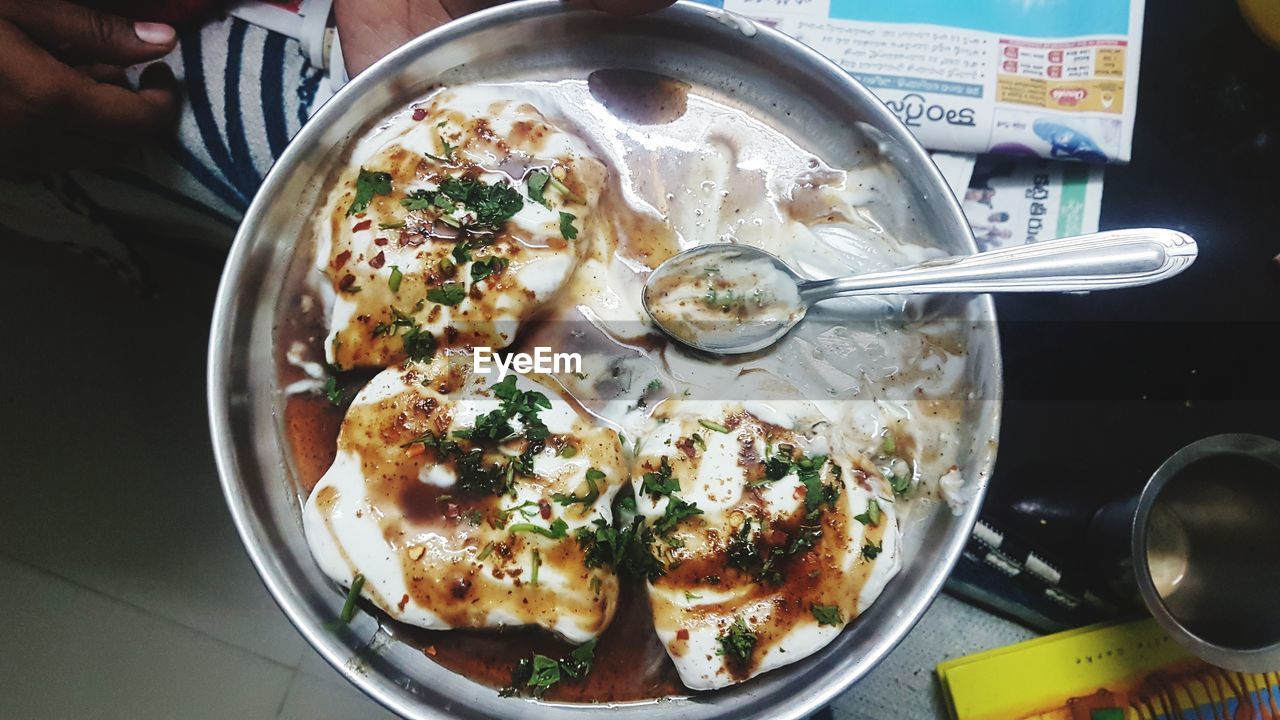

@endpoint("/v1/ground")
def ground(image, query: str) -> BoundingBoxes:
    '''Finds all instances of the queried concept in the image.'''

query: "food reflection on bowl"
[210,3,1001,719]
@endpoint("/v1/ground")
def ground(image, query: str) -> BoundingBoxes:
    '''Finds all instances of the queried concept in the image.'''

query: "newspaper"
[962,155,1103,250]
[718,0,1146,163]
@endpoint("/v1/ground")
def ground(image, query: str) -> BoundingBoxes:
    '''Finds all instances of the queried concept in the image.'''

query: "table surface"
[983,0,1280,593]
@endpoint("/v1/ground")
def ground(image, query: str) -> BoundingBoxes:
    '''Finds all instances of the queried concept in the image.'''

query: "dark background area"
[984,0,1280,609]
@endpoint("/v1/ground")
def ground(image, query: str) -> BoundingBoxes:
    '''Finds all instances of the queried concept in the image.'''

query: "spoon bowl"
[641,244,808,354]
[643,228,1198,355]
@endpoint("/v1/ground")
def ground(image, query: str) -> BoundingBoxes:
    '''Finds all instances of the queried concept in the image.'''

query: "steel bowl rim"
[1131,432,1280,670]
[208,2,1003,717]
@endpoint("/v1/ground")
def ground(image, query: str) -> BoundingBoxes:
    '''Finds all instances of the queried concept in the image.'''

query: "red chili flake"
[338,274,357,291]
[676,628,690,640]
[423,645,437,657]
[352,219,372,232]
[398,594,410,611]
[330,250,351,270]
[374,236,388,246]
[412,107,427,121]
[538,499,552,520]
[369,251,386,269]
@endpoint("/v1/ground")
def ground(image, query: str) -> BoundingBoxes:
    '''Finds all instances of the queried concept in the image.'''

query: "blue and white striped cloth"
[0,15,330,290]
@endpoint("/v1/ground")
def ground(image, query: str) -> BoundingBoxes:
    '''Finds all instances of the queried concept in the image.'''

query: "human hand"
[335,0,677,78]
[0,0,179,176]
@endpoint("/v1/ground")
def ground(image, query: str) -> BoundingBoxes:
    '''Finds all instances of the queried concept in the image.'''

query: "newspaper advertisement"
[716,0,1146,163]
[962,155,1103,251]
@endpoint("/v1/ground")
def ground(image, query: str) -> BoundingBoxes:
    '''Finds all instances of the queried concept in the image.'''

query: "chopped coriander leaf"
[574,515,666,580]
[496,500,540,525]
[527,170,551,207]
[641,456,680,497]
[399,429,460,456]
[653,497,703,536]
[861,540,883,560]
[561,639,597,678]
[401,178,523,231]
[727,518,763,570]
[439,137,456,160]
[552,468,602,507]
[439,177,523,229]
[797,455,839,520]
[508,517,569,540]
[401,324,436,363]
[323,377,343,407]
[853,498,882,527]
[456,448,509,496]
[455,375,551,444]
[400,189,434,210]
[755,523,823,585]
[716,617,757,666]
[339,573,365,623]
[574,519,617,570]
[530,548,541,585]
[470,256,508,283]
[347,169,392,216]
[387,265,403,292]
[811,604,843,627]
[559,211,579,240]
[698,419,730,434]
[526,654,561,697]
[451,239,474,265]
[621,523,666,579]
[372,306,436,362]
[504,639,597,699]
[890,473,911,496]
[427,281,466,306]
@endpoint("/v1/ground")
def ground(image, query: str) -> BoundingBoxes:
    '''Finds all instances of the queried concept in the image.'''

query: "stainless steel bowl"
[1132,433,1280,672]
[207,2,1003,717]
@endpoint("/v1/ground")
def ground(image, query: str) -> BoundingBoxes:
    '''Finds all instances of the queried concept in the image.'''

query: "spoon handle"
[796,228,1198,300]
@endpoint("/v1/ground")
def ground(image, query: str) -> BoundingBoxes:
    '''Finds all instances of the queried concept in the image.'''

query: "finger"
[54,62,180,143]
[75,63,130,87]
[334,0,452,78]
[10,0,176,66]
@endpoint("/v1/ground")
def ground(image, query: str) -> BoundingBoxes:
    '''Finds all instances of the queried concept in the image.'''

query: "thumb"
[11,0,176,65]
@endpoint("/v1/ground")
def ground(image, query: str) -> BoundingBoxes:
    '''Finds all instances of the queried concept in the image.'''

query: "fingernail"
[134,21,175,46]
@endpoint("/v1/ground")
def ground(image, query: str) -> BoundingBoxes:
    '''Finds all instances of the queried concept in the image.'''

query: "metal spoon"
[641,228,1198,355]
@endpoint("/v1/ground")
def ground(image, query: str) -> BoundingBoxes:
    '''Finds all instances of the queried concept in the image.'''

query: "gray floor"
[0,236,1033,719]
